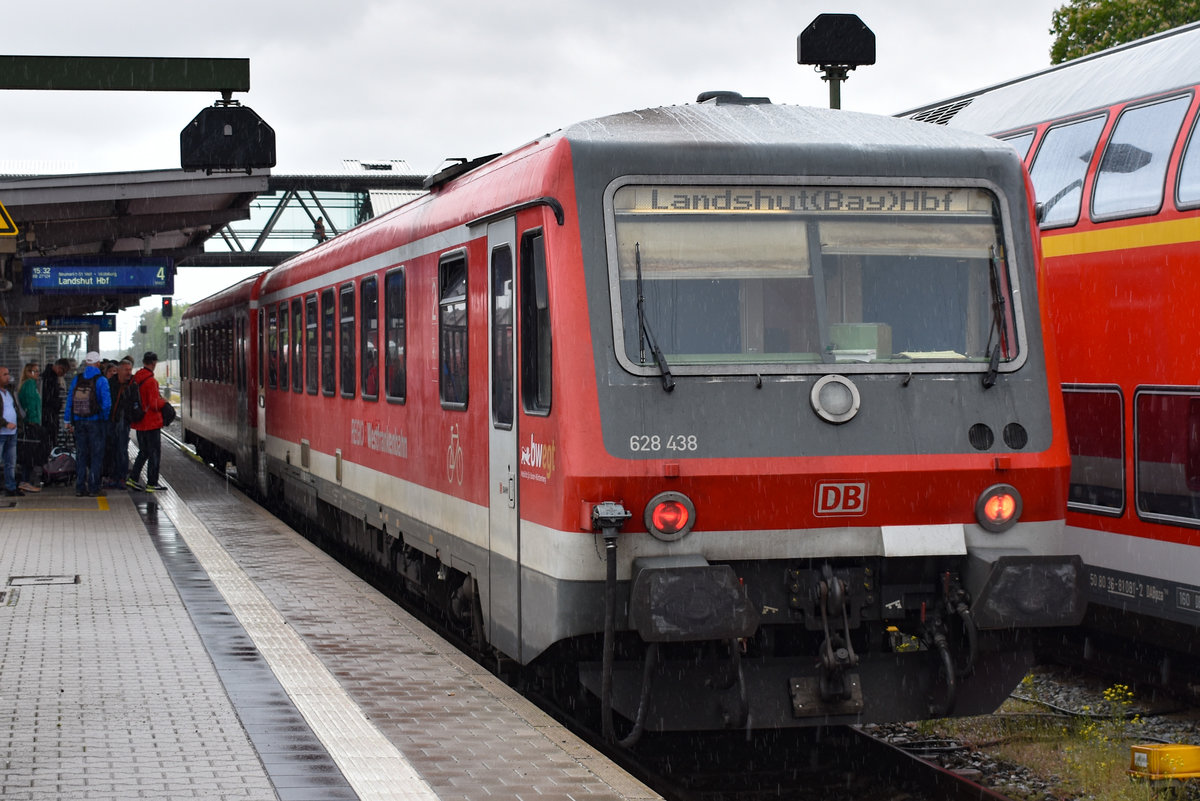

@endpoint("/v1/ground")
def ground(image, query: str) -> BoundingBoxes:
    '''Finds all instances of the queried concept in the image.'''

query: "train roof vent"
[696,91,772,105]
[910,98,973,125]
[423,153,502,190]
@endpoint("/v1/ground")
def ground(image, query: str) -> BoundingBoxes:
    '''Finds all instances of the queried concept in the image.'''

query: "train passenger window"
[277,304,288,389]
[384,269,406,403]
[266,308,276,389]
[439,253,468,408]
[1176,105,1200,208]
[1135,388,1200,527]
[236,318,246,392]
[1064,386,1125,515]
[1092,95,1190,221]
[361,277,379,401]
[608,183,1017,374]
[321,289,335,396]
[339,284,356,398]
[521,230,551,414]
[305,294,318,395]
[291,298,304,393]
[1029,115,1106,228]
[491,245,514,428]
[1001,131,1035,161]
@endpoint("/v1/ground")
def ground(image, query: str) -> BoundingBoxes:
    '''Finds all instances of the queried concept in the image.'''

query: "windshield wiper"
[635,243,675,392]
[982,245,1009,389]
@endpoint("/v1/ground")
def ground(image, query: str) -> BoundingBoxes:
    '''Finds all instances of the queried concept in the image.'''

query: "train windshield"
[608,182,1018,375]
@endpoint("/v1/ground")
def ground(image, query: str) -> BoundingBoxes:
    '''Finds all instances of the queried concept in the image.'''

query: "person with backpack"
[103,357,136,490]
[63,351,112,497]
[128,352,167,492]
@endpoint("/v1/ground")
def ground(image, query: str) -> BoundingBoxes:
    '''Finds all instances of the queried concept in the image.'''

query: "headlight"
[976,484,1022,533]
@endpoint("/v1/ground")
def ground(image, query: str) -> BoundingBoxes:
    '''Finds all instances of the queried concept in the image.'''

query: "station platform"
[0,442,661,801]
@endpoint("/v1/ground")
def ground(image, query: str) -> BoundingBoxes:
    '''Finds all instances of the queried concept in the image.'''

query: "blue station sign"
[24,256,174,295]
[42,315,117,332]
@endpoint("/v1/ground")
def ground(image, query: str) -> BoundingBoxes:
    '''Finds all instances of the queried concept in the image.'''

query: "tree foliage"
[1050,0,1200,63]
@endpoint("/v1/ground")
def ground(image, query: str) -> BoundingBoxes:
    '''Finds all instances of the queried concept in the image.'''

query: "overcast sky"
[2,0,1065,346]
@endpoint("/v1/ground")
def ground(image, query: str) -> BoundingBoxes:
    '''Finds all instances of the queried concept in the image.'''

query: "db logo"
[814,481,868,516]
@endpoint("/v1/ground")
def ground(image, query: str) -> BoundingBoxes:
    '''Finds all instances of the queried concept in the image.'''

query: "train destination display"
[24,257,173,295]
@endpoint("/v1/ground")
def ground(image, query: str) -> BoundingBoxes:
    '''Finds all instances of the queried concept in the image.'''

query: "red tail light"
[644,492,696,542]
[976,484,1022,533]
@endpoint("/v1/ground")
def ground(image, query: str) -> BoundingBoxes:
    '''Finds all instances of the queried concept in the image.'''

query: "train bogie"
[183,95,1081,739]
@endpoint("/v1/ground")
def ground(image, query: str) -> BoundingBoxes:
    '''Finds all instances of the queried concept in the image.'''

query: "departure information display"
[24,257,174,295]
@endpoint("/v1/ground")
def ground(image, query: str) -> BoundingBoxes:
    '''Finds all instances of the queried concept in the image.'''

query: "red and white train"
[182,93,1081,739]
[902,23,1200,663]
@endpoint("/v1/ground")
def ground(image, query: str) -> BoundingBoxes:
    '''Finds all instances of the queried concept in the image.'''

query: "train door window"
[1135,388,1200,527]
[259,309,266,388]
[1029,114,1106,228]
[384,268,406,403]
[236,318,246,391]
[1001,131,1035,162]
[491,244,514,428]
[321,288,335,396]
[264,309,273,389]
[1175,103,1200,208]
[1064,386,1124,515]
[439,253,468,409]
[520,230,551,414]
[276,305,287,389]
[339,284,356,397]
[291,298,304,392]
[305,294,318,394]
[361,276,379,401]
[1092,95,1190,221]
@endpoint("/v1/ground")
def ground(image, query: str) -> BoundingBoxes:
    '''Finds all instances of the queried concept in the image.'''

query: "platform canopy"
[0,168,268,319]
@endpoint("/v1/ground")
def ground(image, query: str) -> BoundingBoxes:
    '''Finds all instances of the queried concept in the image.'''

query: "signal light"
[975,484,1022,533]
[644,491,696,542]
[162,296,173,318]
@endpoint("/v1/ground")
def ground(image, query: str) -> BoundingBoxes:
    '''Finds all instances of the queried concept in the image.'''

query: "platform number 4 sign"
[0,200,16,236]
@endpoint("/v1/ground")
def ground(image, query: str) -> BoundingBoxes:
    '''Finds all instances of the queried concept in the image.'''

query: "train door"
[487,217,521,658]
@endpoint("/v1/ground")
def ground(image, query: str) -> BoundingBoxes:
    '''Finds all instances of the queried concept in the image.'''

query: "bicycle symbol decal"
[446,424,464,485]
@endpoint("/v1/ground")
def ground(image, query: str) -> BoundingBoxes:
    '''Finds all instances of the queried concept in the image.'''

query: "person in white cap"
[63,351,112,497]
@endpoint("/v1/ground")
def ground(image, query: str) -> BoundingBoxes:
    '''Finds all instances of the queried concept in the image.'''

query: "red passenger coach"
[183,93,1081,740]
[902,23,1200,658]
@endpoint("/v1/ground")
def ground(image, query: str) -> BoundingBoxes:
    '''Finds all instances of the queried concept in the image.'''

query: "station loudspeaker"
[180,100,276,174]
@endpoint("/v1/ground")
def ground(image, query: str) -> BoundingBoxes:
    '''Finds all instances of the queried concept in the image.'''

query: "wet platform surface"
[0,442,659,801]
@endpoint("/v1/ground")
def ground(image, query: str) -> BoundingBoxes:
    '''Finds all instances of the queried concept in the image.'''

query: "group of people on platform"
[0,350,170,498]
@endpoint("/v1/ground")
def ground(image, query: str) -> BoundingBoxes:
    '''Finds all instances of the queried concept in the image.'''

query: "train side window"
[1063,386,1124,516]
[521,230,552,415]
[321,288,335,396]
[266,308,277,389]
[291,298,304,393]
[1001,131,1035,161]
[339,284,356,398]
[1176,105,1200,208]
[277,303,289,389]
[491,245,514,428]
[305,294,318,395]
[1029,114,1106,228]
[1092,95,1190,221]
[439,253,469,409]
[1135,388,1200,527]
[361,276,379,401]
[384,268,406,403]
